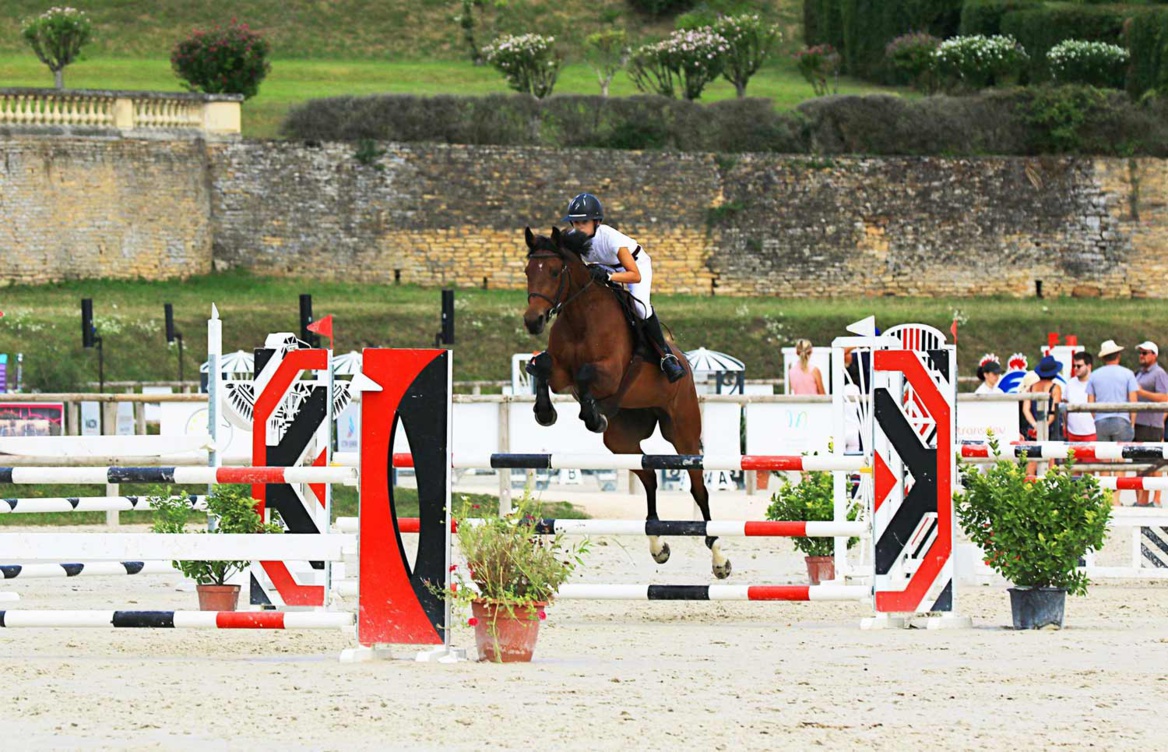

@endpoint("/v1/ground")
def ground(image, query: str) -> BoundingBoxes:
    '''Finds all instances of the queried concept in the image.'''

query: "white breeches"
[624,253,653,319]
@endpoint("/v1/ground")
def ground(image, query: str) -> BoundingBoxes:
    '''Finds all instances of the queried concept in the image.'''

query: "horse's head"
[523,226,586,334]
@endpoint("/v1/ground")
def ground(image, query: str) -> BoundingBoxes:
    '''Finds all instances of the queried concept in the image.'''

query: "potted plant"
[765,469,859,584]
[440,493,589,663]
[150,485,282,611]
[956,438,1111,629]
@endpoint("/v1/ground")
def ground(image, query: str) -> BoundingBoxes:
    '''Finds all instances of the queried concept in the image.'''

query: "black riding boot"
[642,313,686,383]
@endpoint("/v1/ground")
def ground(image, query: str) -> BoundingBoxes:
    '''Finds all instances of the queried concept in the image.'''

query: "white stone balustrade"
[0,89,241,136]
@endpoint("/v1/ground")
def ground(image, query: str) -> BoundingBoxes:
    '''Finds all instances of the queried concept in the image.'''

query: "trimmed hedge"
[804,0,962,79]
[1126,8,1168,98]
[959,0,1042,37]
[281,89,1168,156]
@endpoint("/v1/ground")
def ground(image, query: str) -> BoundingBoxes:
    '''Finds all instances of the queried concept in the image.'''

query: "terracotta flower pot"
[197,584,241,612]
[804,555,835,585]
[470,600,546,663]
[756,471,770,490]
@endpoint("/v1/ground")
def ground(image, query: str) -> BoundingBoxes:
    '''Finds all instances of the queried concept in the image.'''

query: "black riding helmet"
[562,192,604,223]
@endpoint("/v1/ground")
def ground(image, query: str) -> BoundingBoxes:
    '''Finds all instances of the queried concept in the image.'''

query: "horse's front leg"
[687,468,731,579]
[574,363,609,434]
[525,351,558,427]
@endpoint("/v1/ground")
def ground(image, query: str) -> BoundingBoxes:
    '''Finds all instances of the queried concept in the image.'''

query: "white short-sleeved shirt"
[582,224,641,268]
[1064,376,1095,435]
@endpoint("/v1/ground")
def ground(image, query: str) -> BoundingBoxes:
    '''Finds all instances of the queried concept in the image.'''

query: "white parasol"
[332,351,363,377]
[200,350,255,378]
[684,347,745,376]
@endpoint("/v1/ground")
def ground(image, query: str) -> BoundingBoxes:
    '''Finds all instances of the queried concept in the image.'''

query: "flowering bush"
[171,20,271,99]
[885,32,941,93]
[793,44,841,97]
[482,33,560,100]
[629,28,729,101]
[713,14,782,98]
[21,6,91,90]
[1048,39,1128,89]
[934,34,1029,91]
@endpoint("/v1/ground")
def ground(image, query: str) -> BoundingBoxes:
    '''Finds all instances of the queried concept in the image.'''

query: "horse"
[522,226,731,579]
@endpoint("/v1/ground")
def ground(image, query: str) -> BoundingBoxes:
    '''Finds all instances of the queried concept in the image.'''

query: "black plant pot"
[1008,586,1067,629]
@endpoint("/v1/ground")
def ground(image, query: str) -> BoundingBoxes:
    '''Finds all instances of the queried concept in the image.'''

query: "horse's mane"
[526,227,590,261]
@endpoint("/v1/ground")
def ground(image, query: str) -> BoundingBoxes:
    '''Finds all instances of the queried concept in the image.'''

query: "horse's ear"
[524,226,535,249]
[551,226,561,246]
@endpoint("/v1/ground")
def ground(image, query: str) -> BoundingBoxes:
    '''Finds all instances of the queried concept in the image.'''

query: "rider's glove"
[589,265,611,284]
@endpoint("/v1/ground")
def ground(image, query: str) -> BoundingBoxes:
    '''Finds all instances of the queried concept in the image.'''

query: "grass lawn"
[0,271,1163,391]
[0,55,903,139]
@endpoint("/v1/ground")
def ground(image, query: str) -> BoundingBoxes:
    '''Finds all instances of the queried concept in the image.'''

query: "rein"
[526,251,595,320]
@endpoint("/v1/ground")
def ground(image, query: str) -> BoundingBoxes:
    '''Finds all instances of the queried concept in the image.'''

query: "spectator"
[1133,341,1168,507]
[974,355,1003,394]
[788,339,825,395]
[1088,340,1138,443]
[1017,369,1040,441]
[1023,356,1063,441]
[1064,351,1096,442]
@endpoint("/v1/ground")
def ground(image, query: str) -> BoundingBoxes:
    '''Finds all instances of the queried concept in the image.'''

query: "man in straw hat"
[1089,340,1138,442]
[1088,340,1139,505]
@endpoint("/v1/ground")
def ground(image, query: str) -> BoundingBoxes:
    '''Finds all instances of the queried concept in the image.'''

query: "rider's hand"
[589,266,611,284]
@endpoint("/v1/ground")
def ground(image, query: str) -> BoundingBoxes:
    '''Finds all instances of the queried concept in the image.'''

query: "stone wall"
[3,135,1166,298]
[0,136,211,285]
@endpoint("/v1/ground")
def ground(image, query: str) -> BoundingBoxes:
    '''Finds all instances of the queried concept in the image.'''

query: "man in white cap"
[1089,340,1138,441]
[1134,341,1168,506]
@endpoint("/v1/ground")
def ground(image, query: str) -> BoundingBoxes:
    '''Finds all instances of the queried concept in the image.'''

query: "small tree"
[794,44,841,97]
[21,7,92,90]
[713,14,782,99]
[171,20,271,100]
[585,28,630,97]
[482,33,560,100]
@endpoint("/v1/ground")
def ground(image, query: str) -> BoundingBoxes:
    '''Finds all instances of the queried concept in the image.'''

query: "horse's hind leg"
[661,405,731,580]
[602,411,669,565]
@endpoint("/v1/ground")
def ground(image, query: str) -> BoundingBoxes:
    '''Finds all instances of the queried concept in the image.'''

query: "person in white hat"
[1134,341,1168,506]
[1088,341,1138,432]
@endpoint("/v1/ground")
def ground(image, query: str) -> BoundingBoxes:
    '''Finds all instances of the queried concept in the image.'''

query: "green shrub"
[794,43,842,96]
[765,470,859,558]
[1048,39,1129,89]
[482,33,560,100]
[935,34,1028,91]
[1021,84,1115,154]
[956,446,1110,596]
[1000,5,1129,82]
[21,7,92,90]
[959,0,1041,38]
[629,28,729,101]
[170,20,270,99]
[885,31,941,92]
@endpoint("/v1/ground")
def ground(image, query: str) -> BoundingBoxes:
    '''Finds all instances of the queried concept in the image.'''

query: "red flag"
[950,318,958,343]
[306,314,333,340]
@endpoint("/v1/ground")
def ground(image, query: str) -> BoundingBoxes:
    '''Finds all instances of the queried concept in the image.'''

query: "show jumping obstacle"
[333,517,868,538]
[961,442,1168,461]
[1,562,172,579]
[1,496,205,514]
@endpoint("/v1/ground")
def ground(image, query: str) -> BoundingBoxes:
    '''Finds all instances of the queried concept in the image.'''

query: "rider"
[562,191,686,383]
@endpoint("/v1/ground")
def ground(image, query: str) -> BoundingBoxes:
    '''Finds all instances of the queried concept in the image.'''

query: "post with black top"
[81,298,103,393]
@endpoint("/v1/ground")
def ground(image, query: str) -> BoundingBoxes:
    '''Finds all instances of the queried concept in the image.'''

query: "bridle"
[526,249,595,320]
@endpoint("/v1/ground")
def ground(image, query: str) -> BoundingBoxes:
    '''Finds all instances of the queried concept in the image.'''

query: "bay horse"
[522,226,731,579]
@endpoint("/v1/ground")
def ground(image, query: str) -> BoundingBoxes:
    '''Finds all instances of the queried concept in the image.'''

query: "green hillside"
[0,1,801,60]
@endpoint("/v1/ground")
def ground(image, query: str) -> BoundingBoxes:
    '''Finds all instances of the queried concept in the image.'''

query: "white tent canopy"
[684,347,745,375]
[199,350,255,377]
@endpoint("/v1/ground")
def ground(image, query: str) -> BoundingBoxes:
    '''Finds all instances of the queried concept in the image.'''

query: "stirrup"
[660,354,685,383]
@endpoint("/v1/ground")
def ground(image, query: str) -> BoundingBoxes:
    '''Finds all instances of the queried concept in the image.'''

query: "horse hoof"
[535,409,557,427]
[587,414,608,433]
[713,560,732,580]
[652,542,671,564]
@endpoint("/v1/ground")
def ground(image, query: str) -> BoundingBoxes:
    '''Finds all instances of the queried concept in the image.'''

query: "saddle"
[594,275,656,360]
